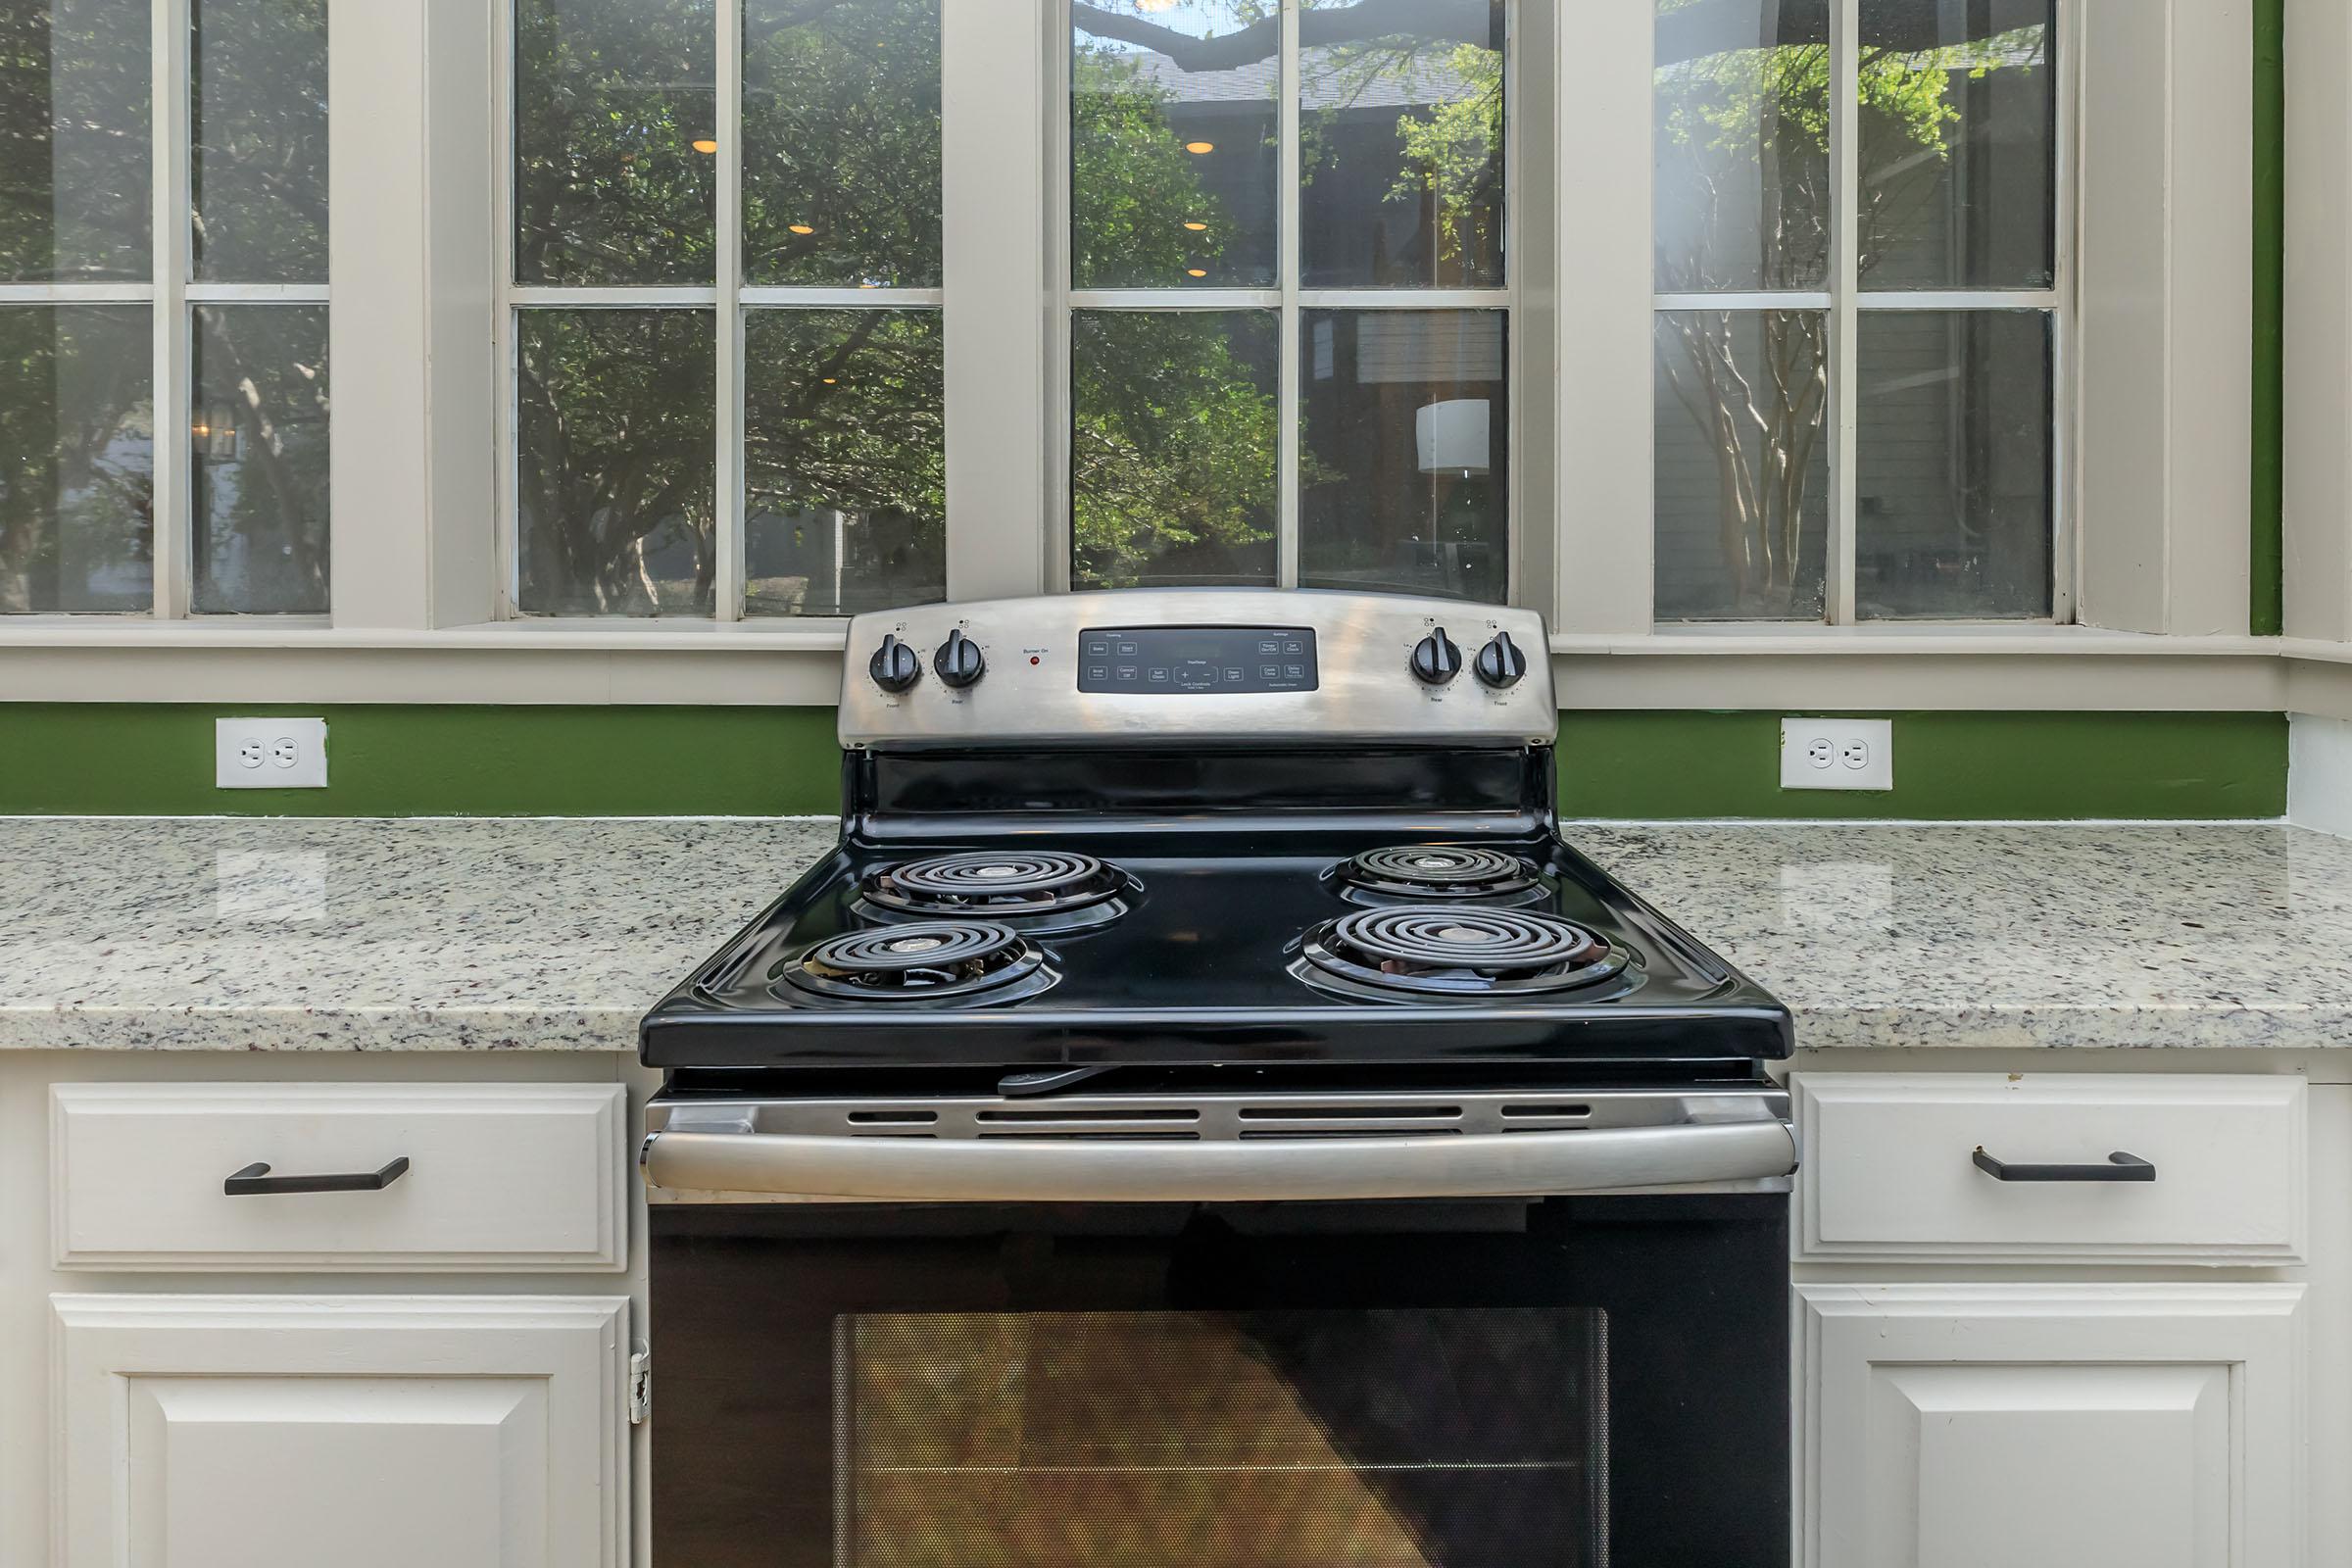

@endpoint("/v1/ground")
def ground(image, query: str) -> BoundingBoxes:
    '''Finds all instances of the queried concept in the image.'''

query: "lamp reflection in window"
[192,407,241,463]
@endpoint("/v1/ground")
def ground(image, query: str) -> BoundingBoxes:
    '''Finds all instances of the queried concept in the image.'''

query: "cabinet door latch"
[629,1346,652,1426]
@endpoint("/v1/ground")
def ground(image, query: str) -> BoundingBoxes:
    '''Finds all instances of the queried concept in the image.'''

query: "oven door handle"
[639,1119,1798,1201]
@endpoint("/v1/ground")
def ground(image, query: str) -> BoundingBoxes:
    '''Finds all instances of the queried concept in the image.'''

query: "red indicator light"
[1029,656,1041,665]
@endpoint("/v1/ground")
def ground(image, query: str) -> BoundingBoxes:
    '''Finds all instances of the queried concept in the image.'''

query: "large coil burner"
[775,921,1054,1007]
[1333,844,1545,906]
[859,851,1134,934]
[1294,906,1632,1003]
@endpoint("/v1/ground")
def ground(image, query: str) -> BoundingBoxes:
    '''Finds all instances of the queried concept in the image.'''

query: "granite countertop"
[2,816,2349,1052]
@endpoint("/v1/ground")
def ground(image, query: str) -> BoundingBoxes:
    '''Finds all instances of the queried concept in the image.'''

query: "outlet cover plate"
[216,717,328,789]
[1780,716,1892,791]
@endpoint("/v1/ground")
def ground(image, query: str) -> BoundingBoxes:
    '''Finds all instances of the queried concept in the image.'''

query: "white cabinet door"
[1799,1284,2303,1568]
[53,1295,628,1568]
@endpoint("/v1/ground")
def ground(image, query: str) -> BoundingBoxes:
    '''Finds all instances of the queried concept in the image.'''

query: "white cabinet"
[1798,1284,2304,1568]
[52,1294,630,1568]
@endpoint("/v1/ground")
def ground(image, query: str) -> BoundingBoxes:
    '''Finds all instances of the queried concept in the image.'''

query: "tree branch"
[1655,0,2049,69]
[1070,0,1493,74]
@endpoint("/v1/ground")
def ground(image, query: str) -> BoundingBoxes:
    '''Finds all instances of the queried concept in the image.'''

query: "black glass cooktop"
[641,822,1789,1070]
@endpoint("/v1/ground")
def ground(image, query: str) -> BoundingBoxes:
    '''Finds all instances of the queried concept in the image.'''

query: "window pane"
[192,0,327,283]
[1855,310,2051,618]
[1653,0,1830,292]
[191,304,328,613]
[1299,309,1505,603]
[744,309,942,616]
[1653,309,1828,620]
[1072,1,1277,290]
[1858,3,2053,291]
[515,309,716,614]
[0,304,153,612]
[744,0,939,288]
[1299,0,1503,288]
[0,0,151,281]
[1071,309,1277,589]
[513,0,715,286]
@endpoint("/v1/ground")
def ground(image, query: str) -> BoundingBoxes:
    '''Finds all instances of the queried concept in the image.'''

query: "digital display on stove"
[1077,626,1318,694]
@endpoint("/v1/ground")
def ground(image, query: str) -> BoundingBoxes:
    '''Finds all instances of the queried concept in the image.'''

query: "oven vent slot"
[975,1108,1200,1124]
[974,1130,1200,1142]
[1240,1127,1465,1140]
[1238,1104,1461,1121]
[848,1110,938,1125]
[1500,1103,1593,1119]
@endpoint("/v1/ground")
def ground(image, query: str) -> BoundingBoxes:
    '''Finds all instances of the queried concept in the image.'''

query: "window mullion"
[1276,0,1300,590]
[151,0,192,620]
[715,0,746,622]
[1824,0,1860,626]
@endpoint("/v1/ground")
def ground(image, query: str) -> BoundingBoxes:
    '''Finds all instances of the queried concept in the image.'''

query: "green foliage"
[743,0,941,286]
[1071,310,1279,587]
[1071,46,1240,287]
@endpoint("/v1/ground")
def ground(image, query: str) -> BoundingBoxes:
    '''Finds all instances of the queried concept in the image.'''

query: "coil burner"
[777,921,1054,1007]
[1295,906,1631,1003]
[860,851,1134,934]
[1335,844,1545,906]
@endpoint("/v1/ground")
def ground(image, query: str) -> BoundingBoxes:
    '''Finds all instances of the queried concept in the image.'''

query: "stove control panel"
[1076,626,1318,694]
[842,590,1553,748]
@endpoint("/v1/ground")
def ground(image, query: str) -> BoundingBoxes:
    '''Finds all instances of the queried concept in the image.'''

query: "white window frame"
[487,0,947,626]
[1047,1,1525,603]
[1,0,2279,713]
[1644,0,2077,627]
[0,0,331,622]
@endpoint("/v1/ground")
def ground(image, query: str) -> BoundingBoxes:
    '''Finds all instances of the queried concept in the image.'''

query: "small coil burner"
[1294,906,1631,1003]
[776,921,1054,1007]
[1335,844,1544,906]
[859,851,1133,933]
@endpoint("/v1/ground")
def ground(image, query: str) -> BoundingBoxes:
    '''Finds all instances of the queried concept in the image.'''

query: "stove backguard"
[651,1194,1788,1568]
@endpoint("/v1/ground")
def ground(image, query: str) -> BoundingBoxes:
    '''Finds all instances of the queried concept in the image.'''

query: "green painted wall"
[1559,710,2287,819]
[2253,0,2284,634]
[0,705,845,816]
[0,705,2287,819]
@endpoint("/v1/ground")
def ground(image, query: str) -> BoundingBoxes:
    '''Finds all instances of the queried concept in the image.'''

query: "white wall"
[2290,712,2352,836]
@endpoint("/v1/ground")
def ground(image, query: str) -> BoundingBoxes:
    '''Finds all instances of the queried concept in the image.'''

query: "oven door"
[647,1092,1791,1568]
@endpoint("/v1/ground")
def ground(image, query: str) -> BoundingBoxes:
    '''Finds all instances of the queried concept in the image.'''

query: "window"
[1067,0,1511,602]
[0,0,329,617]
[1650,0,2062,622]
[507,0,944,619]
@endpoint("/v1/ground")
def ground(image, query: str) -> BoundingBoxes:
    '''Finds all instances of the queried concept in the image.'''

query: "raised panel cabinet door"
[1798,1285,2303,1568]
[52,1295,629,1568]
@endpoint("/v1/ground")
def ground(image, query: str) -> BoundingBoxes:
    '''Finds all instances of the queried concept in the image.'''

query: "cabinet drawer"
[51,1083,627,1271]
[1795,1073,2306,1263]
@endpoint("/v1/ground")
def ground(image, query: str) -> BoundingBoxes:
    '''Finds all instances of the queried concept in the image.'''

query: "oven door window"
[838,1308,1608,1568]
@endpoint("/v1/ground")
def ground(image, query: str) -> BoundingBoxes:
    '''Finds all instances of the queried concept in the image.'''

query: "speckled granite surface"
[1573,822,2352,1050]
[0,817,838,1051]
[2,817,2348,1052]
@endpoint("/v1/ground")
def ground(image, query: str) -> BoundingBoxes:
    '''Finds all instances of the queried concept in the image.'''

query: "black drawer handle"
[1973,1147,2154,1183]
[223,1156,411,1196]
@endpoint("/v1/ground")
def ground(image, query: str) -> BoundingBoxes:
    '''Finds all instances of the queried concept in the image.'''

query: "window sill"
[1559,625,2280,658]
[0,616,850,653]
[0,618,2334,714]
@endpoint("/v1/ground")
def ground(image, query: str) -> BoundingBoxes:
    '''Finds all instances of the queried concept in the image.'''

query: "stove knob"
[934,627,986,689]
[1409,626,1462,685]
[867,633,922,693]
[1473,629,1528,689]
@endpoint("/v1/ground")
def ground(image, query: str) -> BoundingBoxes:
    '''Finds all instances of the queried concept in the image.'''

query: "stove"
[642,590,1796,1568]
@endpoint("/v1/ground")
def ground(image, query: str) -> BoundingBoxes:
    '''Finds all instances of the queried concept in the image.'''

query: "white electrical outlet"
[216,717,328,789]
[1779,717,1892,791]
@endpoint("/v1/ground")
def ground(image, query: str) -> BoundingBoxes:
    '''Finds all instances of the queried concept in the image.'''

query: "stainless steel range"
[641,590,1797,1568]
